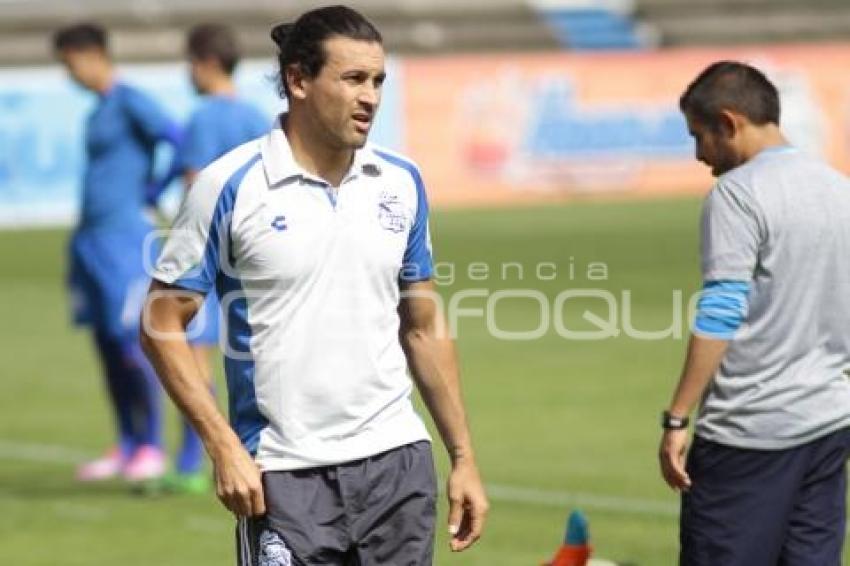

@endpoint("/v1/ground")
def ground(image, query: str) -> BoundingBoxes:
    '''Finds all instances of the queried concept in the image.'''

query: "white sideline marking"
[487,483,678,517]
[0,440,90,464]
[3,440,849,535]
[0,440,678,518]
[51,501,109,522]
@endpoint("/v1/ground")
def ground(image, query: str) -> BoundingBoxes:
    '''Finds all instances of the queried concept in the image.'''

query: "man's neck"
[284,114,354,188]
[742,124,788,162]
[93,67,115,95]
[204,75,236,97]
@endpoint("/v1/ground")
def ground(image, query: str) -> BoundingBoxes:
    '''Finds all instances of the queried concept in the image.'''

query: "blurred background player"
[159,23,269,494]
[53,22,181,483]
[182,24,269,188]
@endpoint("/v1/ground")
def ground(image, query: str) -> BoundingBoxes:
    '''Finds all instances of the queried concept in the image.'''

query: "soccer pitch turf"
[1,196,847,565]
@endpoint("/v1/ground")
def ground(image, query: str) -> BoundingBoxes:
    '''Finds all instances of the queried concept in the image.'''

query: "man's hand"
[211,440,266,517]
[398,281,487,550]
[142,280,262,514]
[658,429,692,491]
[446,458,489,552]
[658,334,728,492]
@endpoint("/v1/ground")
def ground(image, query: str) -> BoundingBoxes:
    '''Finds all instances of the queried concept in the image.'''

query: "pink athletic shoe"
[76,447,125,482]
[122,445,166,482]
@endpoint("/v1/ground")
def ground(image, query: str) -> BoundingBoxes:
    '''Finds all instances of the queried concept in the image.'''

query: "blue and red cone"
[543,510,592,566]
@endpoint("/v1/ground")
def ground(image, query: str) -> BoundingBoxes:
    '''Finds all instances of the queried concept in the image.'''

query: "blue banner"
[0,58,404,228]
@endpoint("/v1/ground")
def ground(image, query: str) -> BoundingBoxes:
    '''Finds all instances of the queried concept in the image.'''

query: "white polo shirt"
[153,116,433,471]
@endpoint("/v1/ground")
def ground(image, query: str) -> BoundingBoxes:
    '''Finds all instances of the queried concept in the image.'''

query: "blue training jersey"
[179,95,268,172]
[81,83,178,231]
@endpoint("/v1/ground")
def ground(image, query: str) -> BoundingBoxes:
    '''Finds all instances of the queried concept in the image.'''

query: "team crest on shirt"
[258,529,292,566]
[377,192,407,233]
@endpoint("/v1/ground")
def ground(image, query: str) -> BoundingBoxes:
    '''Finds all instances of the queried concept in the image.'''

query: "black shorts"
[236,441,437,566]
[680,427,850,566]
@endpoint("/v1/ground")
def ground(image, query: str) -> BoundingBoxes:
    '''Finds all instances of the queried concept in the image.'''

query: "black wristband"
[661,410,689,430]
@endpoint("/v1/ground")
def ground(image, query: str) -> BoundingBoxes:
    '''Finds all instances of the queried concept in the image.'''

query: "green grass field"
[1,197,846,565]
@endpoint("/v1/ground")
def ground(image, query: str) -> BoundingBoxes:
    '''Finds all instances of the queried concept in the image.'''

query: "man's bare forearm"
[142,284,265,516]
[399,282,488,549]
[140,287,239,456]
[668,334,729,417]
[403,325,475,463]
[142,332,237,452]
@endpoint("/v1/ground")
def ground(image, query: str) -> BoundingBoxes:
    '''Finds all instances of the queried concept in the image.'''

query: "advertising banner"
[0,58,404,227]
[403,44,850,207]
[2,45,850,225]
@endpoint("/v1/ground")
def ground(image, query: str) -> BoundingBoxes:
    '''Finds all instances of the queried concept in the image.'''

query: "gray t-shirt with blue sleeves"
[696,146,850,450]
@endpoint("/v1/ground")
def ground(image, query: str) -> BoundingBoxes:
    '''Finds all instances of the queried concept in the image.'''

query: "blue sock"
[177,419,205,474]
[94,331,136,458]
[120,340,163,450]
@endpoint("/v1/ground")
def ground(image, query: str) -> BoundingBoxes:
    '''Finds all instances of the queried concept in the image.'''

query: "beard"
[709,152,740,177]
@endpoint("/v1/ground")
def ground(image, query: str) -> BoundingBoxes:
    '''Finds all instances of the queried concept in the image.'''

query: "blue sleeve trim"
[694,280,751,339]
[373,150,434,282]
[218,257,267,454]
[173,153,261,293]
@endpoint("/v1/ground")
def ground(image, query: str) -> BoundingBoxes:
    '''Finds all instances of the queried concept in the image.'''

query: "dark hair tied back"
[270,5,381,100]
[270,23,294,50]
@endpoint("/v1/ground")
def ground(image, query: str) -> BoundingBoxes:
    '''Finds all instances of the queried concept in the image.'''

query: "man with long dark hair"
[142,6,487,564]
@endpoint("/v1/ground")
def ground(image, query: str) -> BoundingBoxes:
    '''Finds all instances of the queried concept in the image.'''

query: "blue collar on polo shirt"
[260,113,383,189]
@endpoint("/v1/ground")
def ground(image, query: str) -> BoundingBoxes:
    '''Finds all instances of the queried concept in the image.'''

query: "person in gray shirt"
[657,61,850,565]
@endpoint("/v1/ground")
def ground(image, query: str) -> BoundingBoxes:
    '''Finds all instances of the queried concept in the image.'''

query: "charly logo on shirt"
[270,215,288,232]
[377,192,407,233]
[258,529,292,566]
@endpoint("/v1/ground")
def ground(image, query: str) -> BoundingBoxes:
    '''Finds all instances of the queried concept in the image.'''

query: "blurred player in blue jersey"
[53,23,180,483]
[182,24,268,187]
[159,23,268,494]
